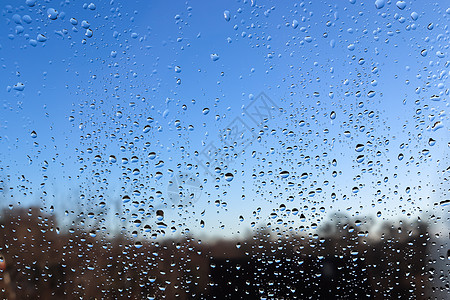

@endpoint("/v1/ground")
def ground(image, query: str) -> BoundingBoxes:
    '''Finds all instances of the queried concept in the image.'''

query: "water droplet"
[26,0,36,7]
[411,12,419,21]
[436,51,445,58]
[355,144,365,152]
[202,108,210,115]
[156,210,164,221]
[225,173,234,182]
[30,131,37,138]
[210,53,220,61]
[300,214,306,222]
[47,8,58,20]
[396,1,406,10]
[431,121,443,131]
[374,0,385,9]
[428,138,436,146]
[85,29,93,38]
[223,10,230,22]
[279,170,290,178]
[367,90,376,98]
[37,34,47,42]
[81,20,90,29]
[22,15,32,24]
[330,111,336,120]
[13,82,25,91]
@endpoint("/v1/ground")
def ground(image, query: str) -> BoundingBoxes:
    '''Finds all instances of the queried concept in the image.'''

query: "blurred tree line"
[0,207,435,299]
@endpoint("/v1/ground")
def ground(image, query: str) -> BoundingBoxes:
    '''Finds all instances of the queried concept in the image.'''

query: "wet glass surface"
[0,0,449,299]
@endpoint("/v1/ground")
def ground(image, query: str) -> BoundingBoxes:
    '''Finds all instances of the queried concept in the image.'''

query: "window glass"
[0,0,448,299]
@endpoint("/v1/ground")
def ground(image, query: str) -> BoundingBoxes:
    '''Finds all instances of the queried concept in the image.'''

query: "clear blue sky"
[0,0,448,240]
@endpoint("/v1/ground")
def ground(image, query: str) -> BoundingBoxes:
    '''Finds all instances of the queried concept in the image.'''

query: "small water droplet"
[85,29,94,38]
[37,34,47,42]
[223,10,230,22]
[210,53,220,61]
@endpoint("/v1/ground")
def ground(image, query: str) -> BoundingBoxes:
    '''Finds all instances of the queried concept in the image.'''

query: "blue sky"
[0,0,448,240]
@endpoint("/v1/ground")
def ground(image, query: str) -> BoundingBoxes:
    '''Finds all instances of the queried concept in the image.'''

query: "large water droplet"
[225,173,234,182]
[396,1,406,10]
[355,144,365,152]
[13,82,25,91]
[279,170,290,178]
[156,210,164,221]
[47,8,58,20]
[374,0,386,9]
